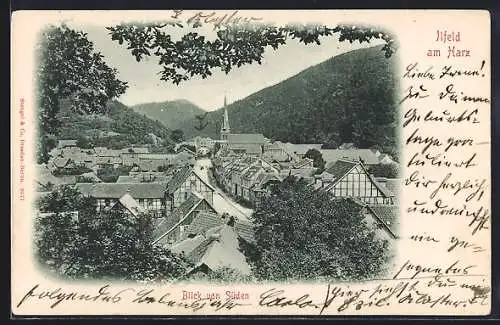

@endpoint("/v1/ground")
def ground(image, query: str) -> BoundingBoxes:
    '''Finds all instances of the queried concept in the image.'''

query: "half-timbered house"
[322,159,395,205]
[164,166,215,215]
[152,192,217,246]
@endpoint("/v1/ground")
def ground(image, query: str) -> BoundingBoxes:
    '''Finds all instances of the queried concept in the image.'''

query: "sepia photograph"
[32,15,401,284]
[11,10,491,316]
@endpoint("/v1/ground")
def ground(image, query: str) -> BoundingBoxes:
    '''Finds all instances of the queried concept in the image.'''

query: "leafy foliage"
[304,149,325,172]
[107,22,396,85]
[245,176,390,281]
[367,163,401,179]
[35,24,128,163]
[96,165,132,182]
[35,186,190,281]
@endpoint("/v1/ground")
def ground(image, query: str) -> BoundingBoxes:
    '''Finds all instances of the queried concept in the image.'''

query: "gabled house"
[249,172,282,207]
[321,149,381,166]
[75,182,168,217]
[321,159,395,205]
[164,166,215,215]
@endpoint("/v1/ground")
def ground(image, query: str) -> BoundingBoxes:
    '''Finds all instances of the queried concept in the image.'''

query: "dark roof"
[152,192,217,245]
[367,205,400,237]
[165,166,214,195]
[234,219,255,243]
[152,193,205,242]
[170,235,206,256]
[36,172,77,187]
[325,159,358,181]
[185,212,255,244]
[165,166,193,194]
[227,133,267,144]
[186,212,225,237]
[344,198,397,238]
[324,160,393,197]
[74,182,167,199]
[95,156,122,165]
[186,225,252,275]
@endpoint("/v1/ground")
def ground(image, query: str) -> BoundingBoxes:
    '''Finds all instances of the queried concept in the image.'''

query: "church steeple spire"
[220,92,230,141]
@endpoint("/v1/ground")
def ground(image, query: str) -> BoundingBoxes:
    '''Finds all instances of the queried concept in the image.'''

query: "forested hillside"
[176,45,400,157]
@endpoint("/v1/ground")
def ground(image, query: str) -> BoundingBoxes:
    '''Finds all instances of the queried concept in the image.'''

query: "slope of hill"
[57,100,176,150]
[177,45,400,157]
[131,100,206,131]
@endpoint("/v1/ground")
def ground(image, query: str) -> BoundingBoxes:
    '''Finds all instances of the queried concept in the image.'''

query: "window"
[139,199,144,205]
[184,192,188,200]
[105,199,110,207]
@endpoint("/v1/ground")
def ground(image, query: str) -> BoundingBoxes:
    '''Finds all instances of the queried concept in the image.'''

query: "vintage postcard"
[11,10,491,316]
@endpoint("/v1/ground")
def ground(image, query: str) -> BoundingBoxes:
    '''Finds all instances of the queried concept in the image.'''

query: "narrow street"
[194,158,253,221]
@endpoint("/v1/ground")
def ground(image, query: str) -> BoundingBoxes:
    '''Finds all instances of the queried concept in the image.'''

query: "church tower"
[220,93,231,141]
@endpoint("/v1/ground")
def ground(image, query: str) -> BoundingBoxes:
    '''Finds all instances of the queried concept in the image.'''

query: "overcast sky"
[75,23,382,111]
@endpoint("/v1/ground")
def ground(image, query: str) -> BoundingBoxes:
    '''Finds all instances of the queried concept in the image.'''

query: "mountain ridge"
[131,99,206,131]
[176,44,400,157]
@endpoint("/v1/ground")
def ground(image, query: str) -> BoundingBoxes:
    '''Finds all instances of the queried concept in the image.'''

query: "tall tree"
[35,24,128,163]
[35,186,190,281]
[244,176,390,281]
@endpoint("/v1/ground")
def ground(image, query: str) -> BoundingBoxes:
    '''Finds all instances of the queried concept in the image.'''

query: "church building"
[219,94,269,155]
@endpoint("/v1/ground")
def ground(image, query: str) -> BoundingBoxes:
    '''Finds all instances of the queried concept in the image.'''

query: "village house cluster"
[36,137,256,276]
[211,100,401,242]
[35,97,402,276]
